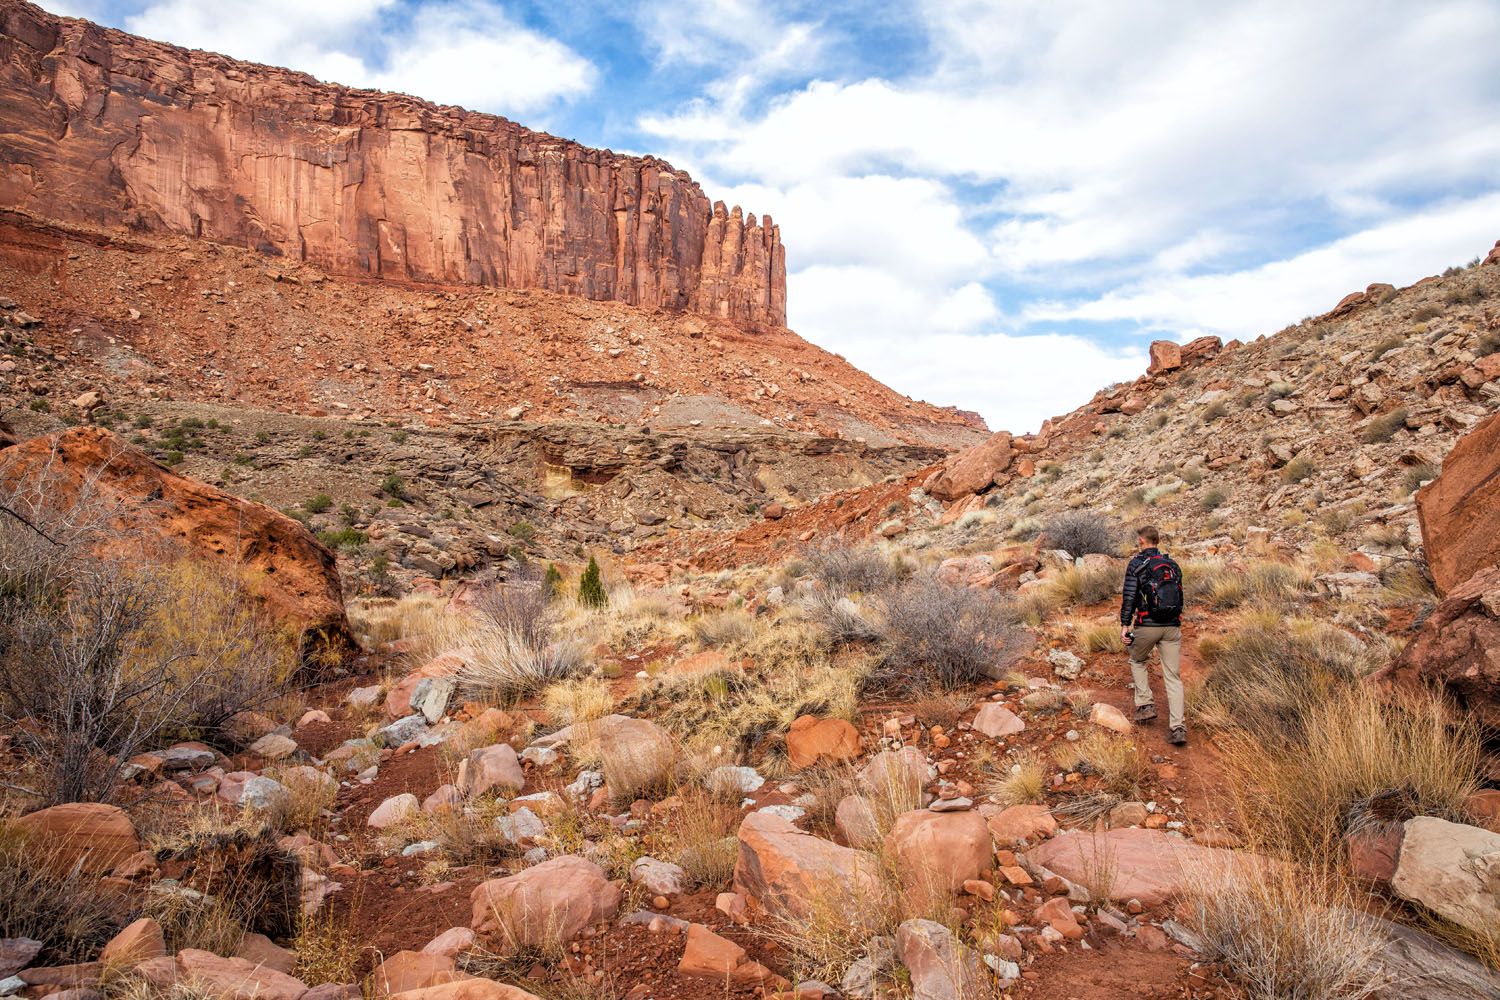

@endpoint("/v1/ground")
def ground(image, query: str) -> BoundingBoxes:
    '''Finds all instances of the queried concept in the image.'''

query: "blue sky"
[41,0,1500,431]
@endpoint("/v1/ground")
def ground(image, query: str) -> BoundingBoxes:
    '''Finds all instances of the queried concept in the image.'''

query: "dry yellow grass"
[1052,731,1149,798]
[984,751,1047,806]
[1182,853,1391,1000]
[542,676,615,726]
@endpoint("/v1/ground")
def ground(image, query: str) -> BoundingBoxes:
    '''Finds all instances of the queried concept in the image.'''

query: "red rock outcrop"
[0,427,353,660]
[0,1,785,329]
[1376,565,1500,734]
[1416,409,1500,594]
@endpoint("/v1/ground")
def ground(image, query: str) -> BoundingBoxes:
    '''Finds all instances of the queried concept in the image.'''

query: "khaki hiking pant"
[1129,625,1184,731]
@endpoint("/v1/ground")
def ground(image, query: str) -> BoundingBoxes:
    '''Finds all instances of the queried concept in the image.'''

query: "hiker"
[1119,525,1187,746]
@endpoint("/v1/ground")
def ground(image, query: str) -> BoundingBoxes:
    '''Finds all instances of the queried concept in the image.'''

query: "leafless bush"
[0,473,296,806]
[800,590,882,645]
[804,541,904,595]
[1042,510,1119,557]
[867,574,1026,694]
[473,568,552,649]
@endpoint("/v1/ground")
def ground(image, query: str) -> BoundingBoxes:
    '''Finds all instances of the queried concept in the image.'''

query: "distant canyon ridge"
[0,0,786,329]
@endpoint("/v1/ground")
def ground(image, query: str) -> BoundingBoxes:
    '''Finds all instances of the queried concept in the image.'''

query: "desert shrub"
[1041,510,1118,557]
[474,571,553,648]
[577,556,608,608]
[1200,487,1227,511]
[316,527,367,549]
[867,574,1026,694]
[1477,328,1500,356]
[1281,454,1317,483]
[1266,381,1296,400]
[542,563,564,598]
[293,909,364,987]
[0,828,122,962]
[1201,399,1229,424]
[0,485,297,804]
[1046,562,1119,606]
[804,541,903,595]
[799,590,882,645]
[303,493,333,514]
[1183,856,1391,1000]
[1360,408,1408,444]
[692,609,755,648]
[1400,462,1438,495]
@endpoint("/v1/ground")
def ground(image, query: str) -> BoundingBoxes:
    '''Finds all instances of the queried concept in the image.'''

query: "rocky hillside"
[0,0,784,329]
[0,213,985,447]
[678,247,1500,569]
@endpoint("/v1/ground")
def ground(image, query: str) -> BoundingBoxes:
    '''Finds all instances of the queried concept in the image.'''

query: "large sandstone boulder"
[1026,828,1229,906]
[1417,410,1500,593]
[0,428,353,663]
[925,432,1013,501]
[174,949,308,1000]
[733,811,887,920]
[1377,565,1500,733]
[1390,816,1500,936]
[886,810,990,908]
[591,715,675,795]
[1147,340,1182,375]
[469,856,621,952]
[390,981,542,1000]
[14,802,141,875]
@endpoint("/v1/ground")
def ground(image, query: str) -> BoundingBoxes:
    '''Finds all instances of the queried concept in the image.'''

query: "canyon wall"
[0,0,786,328]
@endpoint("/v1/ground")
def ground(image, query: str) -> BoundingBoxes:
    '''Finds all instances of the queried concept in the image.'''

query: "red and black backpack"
[1136,552,1184,622]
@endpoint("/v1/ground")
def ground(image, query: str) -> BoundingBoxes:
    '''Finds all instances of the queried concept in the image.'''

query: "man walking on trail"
[1120,525,1187,746]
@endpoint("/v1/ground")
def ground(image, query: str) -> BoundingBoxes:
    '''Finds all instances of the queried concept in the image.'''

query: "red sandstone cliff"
[0,0,785,328]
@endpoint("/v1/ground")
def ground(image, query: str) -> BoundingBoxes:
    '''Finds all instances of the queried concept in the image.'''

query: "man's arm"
[1119,556,1139,628]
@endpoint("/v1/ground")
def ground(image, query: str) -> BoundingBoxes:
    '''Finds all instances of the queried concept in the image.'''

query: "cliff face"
[0,0,786,328]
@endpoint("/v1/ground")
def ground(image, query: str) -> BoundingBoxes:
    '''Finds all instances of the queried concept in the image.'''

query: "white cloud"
[789,264,1141,431]
[1027,192,1500,340]
[121,0,593,115]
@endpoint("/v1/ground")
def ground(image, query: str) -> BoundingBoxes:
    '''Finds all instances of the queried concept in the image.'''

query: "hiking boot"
[1133,704,1157,724]
[1168,726,1188,746]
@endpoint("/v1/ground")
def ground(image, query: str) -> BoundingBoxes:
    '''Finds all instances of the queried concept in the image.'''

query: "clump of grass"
[1073,618,1124,653]
[1361,408,1408,444]
[910,691,972,730]
[0,829,122,963]
[984,751,1047,806]
[542,676,615,726]
[1201,399,1229,423]
[1368,335,1405,361]
[692,608,755,648]
[1183,855,1392,1000]
[1046,562,1119,606]
[1052,732,1149,798]
[1217,685,1480,862]
[661,789,739,889]
[1282,454,1317,483]
[800,591,882,645]
[1200,488,1227,511]
[1400,463,1438,495]
[293,908,365,986]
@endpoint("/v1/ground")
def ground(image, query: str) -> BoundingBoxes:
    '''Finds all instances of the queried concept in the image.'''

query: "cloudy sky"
[40,0,1500,431]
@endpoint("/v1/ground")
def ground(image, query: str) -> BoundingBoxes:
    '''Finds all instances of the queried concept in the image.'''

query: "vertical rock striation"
[0,0,785,327]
